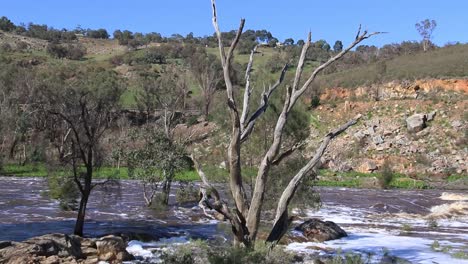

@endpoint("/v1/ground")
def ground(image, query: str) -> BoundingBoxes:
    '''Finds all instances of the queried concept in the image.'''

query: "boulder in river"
[295,218,347,242]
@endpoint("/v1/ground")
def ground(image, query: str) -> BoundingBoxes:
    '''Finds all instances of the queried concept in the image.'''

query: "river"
[0,177,466,263]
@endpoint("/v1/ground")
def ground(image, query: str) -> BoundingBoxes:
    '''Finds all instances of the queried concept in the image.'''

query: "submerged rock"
[295,218,347,242]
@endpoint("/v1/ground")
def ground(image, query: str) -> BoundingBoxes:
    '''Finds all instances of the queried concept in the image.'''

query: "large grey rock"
[295,218,347,242]
[96,235,133,262]
[406,114,427,133]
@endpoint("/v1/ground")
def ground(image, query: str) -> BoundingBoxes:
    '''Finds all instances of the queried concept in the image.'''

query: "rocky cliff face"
[308,79,467,182]
[320,78,468,101]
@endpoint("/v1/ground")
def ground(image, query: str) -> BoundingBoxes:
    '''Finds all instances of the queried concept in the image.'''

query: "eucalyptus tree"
[415,19,437,52]
[39,66,125,236]
[191,0,380,248]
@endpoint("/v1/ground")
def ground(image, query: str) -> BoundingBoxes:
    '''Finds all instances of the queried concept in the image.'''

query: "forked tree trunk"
[200,0,381,248]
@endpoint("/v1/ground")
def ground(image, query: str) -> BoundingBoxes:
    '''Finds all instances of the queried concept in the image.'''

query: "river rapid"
[0,177,466,263]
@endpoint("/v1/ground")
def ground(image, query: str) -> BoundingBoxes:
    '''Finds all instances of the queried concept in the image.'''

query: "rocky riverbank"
[0,233,133,264]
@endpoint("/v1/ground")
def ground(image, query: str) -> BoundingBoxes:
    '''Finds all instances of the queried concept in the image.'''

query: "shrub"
[175,182,199,204]
[16,41,28,51]
[46,43,86,60]
[378,160,394,189]
[47,173,80,211]
[162,240,295,264]
[110,54,124,66]
[310,95,321,109]
[46,43,68,59]
[0,43,12,52]
[65,44,86,60]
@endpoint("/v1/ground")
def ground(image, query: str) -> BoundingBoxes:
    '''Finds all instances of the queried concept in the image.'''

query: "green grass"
[316,169,429,189]
[0,164,436,190]
[1,163,207,182]
[446,174,467,182]
[317,44,468,89]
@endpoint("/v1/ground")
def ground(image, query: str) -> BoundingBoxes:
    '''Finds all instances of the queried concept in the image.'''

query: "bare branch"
[240,64,288,142]
[267,114,362,244]
[292,32,311,91]
[240,46,258,128]
[271,141,306,166]
[289,28,383,111]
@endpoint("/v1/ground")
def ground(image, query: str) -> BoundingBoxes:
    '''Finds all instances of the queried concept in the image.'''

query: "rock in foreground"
[295,218,347,242]
[0,233,134,264]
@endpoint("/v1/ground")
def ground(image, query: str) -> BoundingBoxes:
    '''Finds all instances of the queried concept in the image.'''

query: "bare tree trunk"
[161,179,172,205]
[74,189,90,236]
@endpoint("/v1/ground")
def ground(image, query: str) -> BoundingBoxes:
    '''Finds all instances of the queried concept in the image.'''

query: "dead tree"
[193,0,381,247]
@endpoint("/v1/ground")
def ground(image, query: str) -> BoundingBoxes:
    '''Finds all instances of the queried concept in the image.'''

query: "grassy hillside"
[316,44,468,88]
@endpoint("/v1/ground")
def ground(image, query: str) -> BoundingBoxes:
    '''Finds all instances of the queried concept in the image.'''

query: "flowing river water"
[0,177,467,263]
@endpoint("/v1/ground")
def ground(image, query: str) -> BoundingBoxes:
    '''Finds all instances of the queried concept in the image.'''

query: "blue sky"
[2,0,467,47]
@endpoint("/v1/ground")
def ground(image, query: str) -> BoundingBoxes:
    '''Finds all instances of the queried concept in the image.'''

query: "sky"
[2,0,467,47]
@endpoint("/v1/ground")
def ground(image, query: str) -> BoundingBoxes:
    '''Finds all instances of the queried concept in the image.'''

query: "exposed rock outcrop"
[406,114,427,133]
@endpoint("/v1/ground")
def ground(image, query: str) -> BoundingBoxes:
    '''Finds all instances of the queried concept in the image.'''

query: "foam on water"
[440,192,468,201]
[287,229,468,264]
[428,201,468,219]
[126,240,154,259]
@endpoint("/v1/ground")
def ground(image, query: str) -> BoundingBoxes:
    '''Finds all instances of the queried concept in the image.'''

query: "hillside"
[0,30,467,186]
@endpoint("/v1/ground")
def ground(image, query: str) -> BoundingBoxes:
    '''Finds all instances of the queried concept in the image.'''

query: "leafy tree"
[38,66,125,236]
[188,49,223,117]
[333,40,343,52]
[284,38,294,46]
[144,47,166,64]
[296,39,305,46]
[0,16,16,32]
[86,28,109,39]
[415,19,437,52]
[268,37,279,47]
[113,29,133,45]
[145,32,163,43]
[126,127,189,206]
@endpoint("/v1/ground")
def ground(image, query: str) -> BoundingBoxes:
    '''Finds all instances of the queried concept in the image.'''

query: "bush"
[46,43,86,60]
[65,44,86,60]
[0,43,12,52]
[144,47,166,64]
[110,54,124,66]
[47,173,80,211]
[310,95,321,109]
[46,43,68,58]
[175,182,199,204]
[378,160,394,189]
[16,41,28,51]
[162,240,295,264]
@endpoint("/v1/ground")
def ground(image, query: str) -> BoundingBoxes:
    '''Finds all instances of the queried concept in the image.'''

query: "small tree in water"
[38,65,124,236]
[126,126,189,207]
